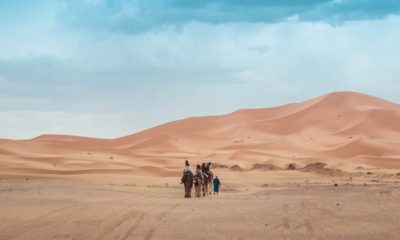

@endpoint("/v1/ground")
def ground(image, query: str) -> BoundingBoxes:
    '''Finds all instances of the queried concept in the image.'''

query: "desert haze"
[1,91,400,240]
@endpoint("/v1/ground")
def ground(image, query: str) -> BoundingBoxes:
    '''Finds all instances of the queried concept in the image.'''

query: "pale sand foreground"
[1,171,399,240]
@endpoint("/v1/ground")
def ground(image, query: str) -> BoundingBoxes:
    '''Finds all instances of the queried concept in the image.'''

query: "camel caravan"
[181,161,221,198]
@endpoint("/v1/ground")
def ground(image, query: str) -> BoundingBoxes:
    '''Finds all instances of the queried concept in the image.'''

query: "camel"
[193,175,203,198]
[208,170,214,194]
[182,172,193,198]
[202,170,213,196]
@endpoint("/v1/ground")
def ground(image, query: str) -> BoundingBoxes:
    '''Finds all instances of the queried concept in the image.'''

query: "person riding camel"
[196,164,203,179]
[181,160,193,183]
[206,162,212,172]
[201,163,209,179]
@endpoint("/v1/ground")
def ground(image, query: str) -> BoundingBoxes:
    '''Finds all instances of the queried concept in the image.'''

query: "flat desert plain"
[1,172,400,240]
[1,92,400,240]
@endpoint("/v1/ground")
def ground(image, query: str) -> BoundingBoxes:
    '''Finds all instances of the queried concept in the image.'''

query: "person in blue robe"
[213,176,221,194]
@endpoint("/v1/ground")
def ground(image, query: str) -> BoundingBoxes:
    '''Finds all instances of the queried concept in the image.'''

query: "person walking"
[213,176,221,195]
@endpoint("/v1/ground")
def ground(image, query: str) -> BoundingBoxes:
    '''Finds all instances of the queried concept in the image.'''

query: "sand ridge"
[1,91,400,176]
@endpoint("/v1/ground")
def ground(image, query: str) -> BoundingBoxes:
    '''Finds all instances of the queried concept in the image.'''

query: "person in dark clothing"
[196,164,203,179]
[206,162,211,171]
[213,176,221,195]
[201,163,209,178]
[201,163,206,172]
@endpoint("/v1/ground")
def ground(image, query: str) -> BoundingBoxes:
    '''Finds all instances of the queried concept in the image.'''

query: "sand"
[1,172,400,240]
[1,91,400,239]
[1,91,400,176]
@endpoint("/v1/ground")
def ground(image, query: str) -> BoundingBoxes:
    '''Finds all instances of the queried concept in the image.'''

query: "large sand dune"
[1,92,400,240]
[1,91,400,176]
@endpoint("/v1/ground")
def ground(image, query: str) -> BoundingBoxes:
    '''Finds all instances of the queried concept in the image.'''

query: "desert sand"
[1,91,400,239]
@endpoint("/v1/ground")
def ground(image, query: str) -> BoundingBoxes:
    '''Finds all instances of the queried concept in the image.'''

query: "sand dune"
[1,91,400,176]
[2,92,400,240]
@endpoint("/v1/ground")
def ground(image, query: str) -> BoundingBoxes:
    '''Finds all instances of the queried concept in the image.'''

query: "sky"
[1,0,400,139]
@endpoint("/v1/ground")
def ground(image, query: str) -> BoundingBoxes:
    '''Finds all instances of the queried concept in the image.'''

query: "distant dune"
[1,91,400,176]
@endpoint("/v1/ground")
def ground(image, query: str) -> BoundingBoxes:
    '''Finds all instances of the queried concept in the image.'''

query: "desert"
[1,92,400,240]
[3,1,400,239]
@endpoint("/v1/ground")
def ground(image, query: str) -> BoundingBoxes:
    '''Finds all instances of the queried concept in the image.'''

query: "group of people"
[182,160,221,194]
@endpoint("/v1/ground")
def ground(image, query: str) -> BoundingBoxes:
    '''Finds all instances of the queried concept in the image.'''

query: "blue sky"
[1,0,400,139]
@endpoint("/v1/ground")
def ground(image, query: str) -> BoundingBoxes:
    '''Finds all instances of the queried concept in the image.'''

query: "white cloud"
[1,7,400,139]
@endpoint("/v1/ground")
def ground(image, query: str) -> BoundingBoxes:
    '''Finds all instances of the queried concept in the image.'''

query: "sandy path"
[0,175,399,240]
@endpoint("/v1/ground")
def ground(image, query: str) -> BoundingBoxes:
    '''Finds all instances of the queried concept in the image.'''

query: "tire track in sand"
[141,202,183,240]
[143,227,155,240]
[3,196,144,240]
[116,194,163,240]
[282,204,292,240]
[0,204,75,231]
[294,201,328,240]
[93,195,156,240]
[304,218,315,240]
[93,208,138,240]
[1,204,84,240]
[118,212,147,240]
